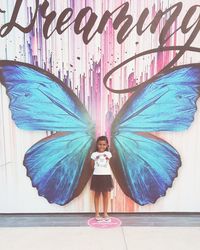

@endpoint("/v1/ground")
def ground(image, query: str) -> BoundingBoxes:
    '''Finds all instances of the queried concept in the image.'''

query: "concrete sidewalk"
[1,226,200,250]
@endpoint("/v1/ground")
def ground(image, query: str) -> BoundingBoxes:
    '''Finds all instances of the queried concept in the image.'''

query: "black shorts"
[90,175,114,192]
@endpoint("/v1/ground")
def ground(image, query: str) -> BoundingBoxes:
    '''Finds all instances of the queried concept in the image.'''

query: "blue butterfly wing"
[0,60,95,205]
[0,60,93,131]
[110,132,181,205]
[112,65,200,133]
[24,132,95,205]
[111,65,200,205]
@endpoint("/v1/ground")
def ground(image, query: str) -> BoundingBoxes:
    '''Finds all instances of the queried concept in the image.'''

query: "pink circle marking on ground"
[87,217,122,229]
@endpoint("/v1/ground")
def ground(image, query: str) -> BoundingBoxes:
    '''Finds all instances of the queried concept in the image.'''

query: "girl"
[90,136,114,222]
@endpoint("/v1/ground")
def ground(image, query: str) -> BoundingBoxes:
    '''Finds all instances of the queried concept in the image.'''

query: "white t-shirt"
[91,151,112,175]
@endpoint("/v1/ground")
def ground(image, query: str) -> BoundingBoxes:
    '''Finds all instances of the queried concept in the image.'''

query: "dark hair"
[95,136,109,151]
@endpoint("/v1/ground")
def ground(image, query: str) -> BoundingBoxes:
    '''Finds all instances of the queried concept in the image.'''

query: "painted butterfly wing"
[0,60,92,131]
[0,60,95,205]
[112,65,200,133]
[24,132,95,205]
[111,132,181,205]
[111,65,200,205]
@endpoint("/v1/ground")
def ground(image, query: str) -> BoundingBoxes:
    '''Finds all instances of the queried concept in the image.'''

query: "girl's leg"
[102,191,109,217]
[94,191,101,216]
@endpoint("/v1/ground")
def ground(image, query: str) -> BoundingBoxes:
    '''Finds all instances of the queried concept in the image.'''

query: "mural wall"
[0,0,200,212]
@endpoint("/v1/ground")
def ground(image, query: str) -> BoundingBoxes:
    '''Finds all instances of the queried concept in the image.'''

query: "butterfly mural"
[0,60,200,206]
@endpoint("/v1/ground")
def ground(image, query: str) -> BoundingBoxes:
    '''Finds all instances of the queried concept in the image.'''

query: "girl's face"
[97,140,108,152]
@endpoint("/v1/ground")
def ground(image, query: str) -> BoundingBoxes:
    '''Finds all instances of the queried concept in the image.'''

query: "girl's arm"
[104,153,111,161]
[91,159,95,171]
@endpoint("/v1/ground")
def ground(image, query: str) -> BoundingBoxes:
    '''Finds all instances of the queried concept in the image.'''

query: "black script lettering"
[74,7,98,44]
[182,5,200,32]
[56,8,74,34]
[40,0,57,38]
[103,46,200,94]
[157,4,200,74]
[0,0,39,37]
[112,2,134,43]
[181,5,200,38]
[40,0,75,37]
[159,3,182,46]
